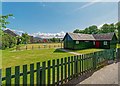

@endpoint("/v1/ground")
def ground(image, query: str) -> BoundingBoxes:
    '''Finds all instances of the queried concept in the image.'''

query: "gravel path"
[76,62,119,85]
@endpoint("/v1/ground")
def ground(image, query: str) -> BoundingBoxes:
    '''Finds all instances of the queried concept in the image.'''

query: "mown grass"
[2,48,72,70]
[70,48,104,54]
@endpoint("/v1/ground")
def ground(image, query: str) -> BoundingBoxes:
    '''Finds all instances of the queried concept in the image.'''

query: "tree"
[100,23,116,33]
[116,22,120,43]
[22,33,30,44]
[73,29,80,33]
[84,25,98,34]
[2,33,16,49]
[0,14,13,28]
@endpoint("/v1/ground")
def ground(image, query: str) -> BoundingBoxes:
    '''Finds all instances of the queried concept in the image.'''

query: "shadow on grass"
[53,48,66,53]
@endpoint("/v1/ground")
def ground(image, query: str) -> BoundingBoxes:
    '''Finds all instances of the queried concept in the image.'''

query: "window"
[93,41,95,45]
[104,41,107,45]
[76,41,79,44]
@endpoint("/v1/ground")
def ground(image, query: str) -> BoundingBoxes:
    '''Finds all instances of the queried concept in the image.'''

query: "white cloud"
[76,0,102,11]
[30,31,66,39]
[81,0,101,8]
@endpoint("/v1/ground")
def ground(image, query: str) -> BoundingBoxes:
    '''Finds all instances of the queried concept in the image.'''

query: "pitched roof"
[68,33,95,40]
[66,32,116,41]
[4,29,18,37]
[93,33,115,40]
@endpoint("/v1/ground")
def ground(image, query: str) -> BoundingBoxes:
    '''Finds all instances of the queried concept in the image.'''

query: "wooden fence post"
[47,60,51,85]
[30,64,34,85]
[61,58,63,84]
[49,45,50,48]
[81,55,84,75]
[76,56,78,77]
[52,60,55,85]
[0,69,1,86]
[15,66,20,85]
[64,58,67,82]
[32,46,33,50]
[42,62,46,85]
[57,59,59,85]
[74,56,77,77]
[79,55,82,75]
[68,57,70,81]
[40,68,42,85]
[36,62,40,86]
[6,67,11,86]
[93,52,97,70]
[117,48,120,62]
[23,65,27,86]
[26,46,27,50]
[39,46,40,49]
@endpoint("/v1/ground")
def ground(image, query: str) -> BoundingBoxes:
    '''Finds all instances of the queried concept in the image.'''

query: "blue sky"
[2,2,118,34]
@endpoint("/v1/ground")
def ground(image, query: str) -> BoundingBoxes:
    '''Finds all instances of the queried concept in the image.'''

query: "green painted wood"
[89,53,92,70]
[57,59,59,85]
[15,66,20,86]
[6,67,11,86]
[52,60,55,84]
[71,56,73,78]
[61,58,63,84]
[68,57,70,81]
[23,65,27,86]
[0,69,1,86]
[64,57,67,82]
[42,62,46,85]
[47,60,51,85]
[78,55,80,74]
[86,54,88,72]
[85,54,87,72]
[40,68,42,85]
[36,62,40,86]
[76,56,78,77]
[79,55,82,75]
[93,52,96,70]
[30,64,34,86]
[74,56,76,77]
[81,55,84,75]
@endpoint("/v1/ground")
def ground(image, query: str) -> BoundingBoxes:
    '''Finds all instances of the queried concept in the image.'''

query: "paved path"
[76,62,119,85]
[59,48,81,55]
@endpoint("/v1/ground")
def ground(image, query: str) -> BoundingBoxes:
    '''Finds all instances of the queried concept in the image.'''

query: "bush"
[2,33,17,49]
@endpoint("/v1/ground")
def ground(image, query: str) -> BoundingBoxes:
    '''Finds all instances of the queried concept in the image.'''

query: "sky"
[2,2,118,34]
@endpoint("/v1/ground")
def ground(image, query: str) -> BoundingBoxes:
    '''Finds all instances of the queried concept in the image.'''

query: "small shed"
[63,33,117,50]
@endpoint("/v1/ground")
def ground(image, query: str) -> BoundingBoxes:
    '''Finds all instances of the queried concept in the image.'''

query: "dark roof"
[65,32,116,41]
[4,29,18,37]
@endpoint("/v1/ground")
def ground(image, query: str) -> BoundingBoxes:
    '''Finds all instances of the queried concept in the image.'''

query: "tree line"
[73,22,120,43]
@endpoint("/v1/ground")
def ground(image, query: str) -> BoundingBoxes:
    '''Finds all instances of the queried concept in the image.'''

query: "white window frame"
[76,41,79,44]
[93,41,95,45]
[104,41,107,45]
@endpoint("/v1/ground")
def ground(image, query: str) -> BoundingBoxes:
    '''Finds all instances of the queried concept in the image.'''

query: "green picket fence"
[1,49,116,85]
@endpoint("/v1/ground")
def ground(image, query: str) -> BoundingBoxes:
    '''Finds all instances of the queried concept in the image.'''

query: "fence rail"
[16,44,63,51]
[1,48,120,85]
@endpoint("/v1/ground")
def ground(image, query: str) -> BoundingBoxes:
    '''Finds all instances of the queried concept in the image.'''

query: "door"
[95,41,100,48]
